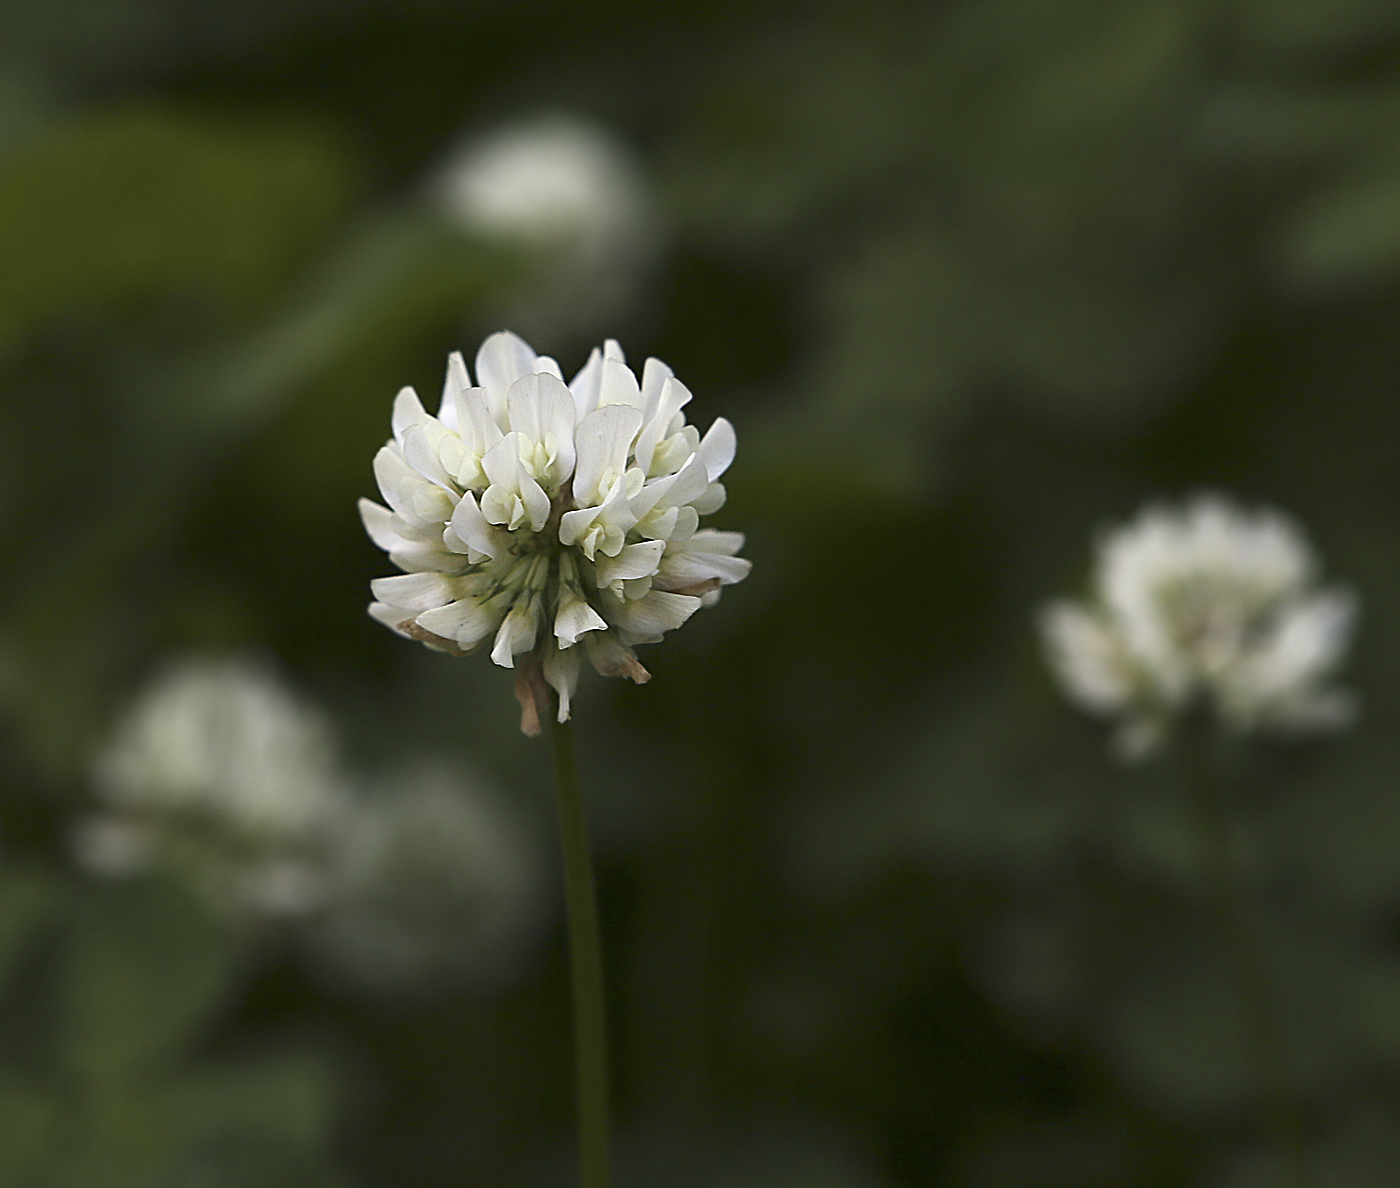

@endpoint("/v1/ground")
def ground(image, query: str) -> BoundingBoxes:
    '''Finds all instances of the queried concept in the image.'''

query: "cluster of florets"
[81,657,345,916]
[1040,493,1357,758]
[361,331,749,731]
[80,657,546,992]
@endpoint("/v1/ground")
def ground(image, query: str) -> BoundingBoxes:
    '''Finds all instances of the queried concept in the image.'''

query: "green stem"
[1187,744,1311,1188]
[549,716,613,1188]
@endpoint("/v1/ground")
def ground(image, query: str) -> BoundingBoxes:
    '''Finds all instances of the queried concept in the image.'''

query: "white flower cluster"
[80,658,547,992]
[433,116,656,338]
[81,657,346,916]
[1040,494,1357,758]
[436,115,650,265]
[303,762,544,995]
[92,657,343,841]
[362,330,749,732]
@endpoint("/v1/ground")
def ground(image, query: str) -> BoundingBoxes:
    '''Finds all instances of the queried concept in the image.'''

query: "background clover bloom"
[435,115,651,266]
[302,760,545,997]
[432,116,658,340]
[361,330,749,731]
[82,656,349,916]
[1039,493,1357,758]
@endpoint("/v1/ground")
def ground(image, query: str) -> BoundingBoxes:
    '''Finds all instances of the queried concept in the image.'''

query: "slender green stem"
[1186,743,1311,1188]
[549,716,613,1188]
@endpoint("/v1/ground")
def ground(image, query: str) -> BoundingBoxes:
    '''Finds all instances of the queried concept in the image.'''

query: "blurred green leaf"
[57,878,238,1085]
[1275,164,1400,289]
[168,1050,340,1157]
[0,104,355,331]
[0,861,60,984]
[0,1075,57,1180]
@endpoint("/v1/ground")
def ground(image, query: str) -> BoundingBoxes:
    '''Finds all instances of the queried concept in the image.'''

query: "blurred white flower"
[361,330,749,733]
[81,656,350,917]
[436,114,651,266]
[434,114,655,336]
[300,761,545,995]
[1040,493,1357,758]
[94,656,343,838]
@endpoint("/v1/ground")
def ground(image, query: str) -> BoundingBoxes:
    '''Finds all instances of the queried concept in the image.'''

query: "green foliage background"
[2,0,1400,1184]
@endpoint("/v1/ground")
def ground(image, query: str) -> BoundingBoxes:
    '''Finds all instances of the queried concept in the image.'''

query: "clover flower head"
[1039,493,1357,758]
[82,656,349,917]
[301,761,544,995]
[361,330,750,733]
[435,114,650,266]
[93,656,343,838]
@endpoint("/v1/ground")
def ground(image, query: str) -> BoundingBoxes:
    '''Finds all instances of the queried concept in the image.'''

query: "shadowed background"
[2,1,1400,1185]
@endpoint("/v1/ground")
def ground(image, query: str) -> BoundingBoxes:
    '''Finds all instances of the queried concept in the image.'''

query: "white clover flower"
[83,656,350,917]
[94,657,344,839]
[300,761,545,995]
[361,330,750,733]
[435,114,651,268]
[1039,493,1357,758]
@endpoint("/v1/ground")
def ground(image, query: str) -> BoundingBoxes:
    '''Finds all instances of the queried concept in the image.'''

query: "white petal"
[401,423,456,489]
[569,345,604,417]
[543,646,582,723]
[370,572,458,612]
[1267,589,1356,686]
[573,404,644,505]
[690,481,726,516]
[476,330,539,423]
[555,596,608,647]
[658,546,750,588]
[447,388,501,464]
[634,376,692,475]
[448,492,502,559]
[608,589,701,637]
[659,454,711,513]
[1217,588,1358,725]
[560,473,638,557]
[639,356,676,420]
[373,445,429,521]
[507,372,577,482]
[359,498,405,552]
[387,509,444,543]
[598,356,643,410]
[1039,602,1135,714]
[595,539,666,586]
[416,597,504,649]
[409,483,454,523]
[490,602,540,668]
[695,417,736,482]
[670,506,700,542]
[368,601,412,637]
[437,352,471,430]
[391,385,429,440]
[481,434,551,531]
[689,528,745,554]
[389,541,471,574]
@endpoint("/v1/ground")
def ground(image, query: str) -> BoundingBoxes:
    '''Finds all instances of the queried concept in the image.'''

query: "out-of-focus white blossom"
[300,762,545,995]
[94,657,342,838]
[361,330,749,733]
[81,657,349,917]
[1039,494,1357,758]
[436,114,650,263]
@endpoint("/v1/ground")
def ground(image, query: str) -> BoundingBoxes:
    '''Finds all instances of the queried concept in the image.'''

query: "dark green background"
[2,1,1400,1184]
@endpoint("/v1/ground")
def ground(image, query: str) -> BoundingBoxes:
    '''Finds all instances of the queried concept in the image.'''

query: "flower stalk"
[549,715,613,1188]
[1184,737,1311,1188]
